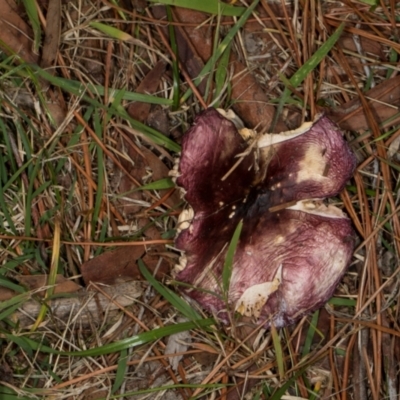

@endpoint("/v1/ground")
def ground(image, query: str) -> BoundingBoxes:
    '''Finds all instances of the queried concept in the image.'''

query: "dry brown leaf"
[142,251,171,277]
[45,101,67,128]
[165,327,191,371]
[117,144,180,214]
[388,135,400,159]
[0,361,14,385]
[152,6,209,95]
[171,7,212,62]
[79,388,109,400]
[81,246,146,286]
[326,33,386,83]
[0,0,39,63]
[147,105,170,136]
[328,75,400,132]
[127,60,167,122]
[136,217,173,277]
[168,6,286,132]
[339,32,383,62]
[81,239,171,287]
[190,342,219,354]
[41,0,61,70]
[17,274,81,296]
[2,88,66,128]
[0,286,16,302]
[229,56,286,132]
[191,350,218,367]
[140,147,181,208]
[11,280,143,328]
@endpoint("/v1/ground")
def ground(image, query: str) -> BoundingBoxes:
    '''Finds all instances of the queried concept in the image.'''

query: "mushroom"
[173,108,356,328]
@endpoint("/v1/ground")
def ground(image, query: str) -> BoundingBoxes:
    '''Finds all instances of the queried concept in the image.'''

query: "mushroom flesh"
[173,108,356,328]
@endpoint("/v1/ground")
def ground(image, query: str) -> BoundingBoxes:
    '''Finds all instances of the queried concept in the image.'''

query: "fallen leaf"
[153,6,209,95]
[191,351,218,367]
[229,56,286,132]
[11,280,144,328]
[165,322,191,371]
[190,342,219,354]
[147,105,170,136]
[45,101,67,128]
[165,6,286,132]
[79,389,109,400]
[328,75,400,132]
[0,360,13,384]
[81,246,146,286]
[0,0,39,63]
[41,0,61,70]
[0,275,81,301]
[67,6,108,82]
[127,60,167,122]
[338,31,386,62]
[0,286,16,302]
[17,274,81,296]
[80,236,171,287]
[117,143,180,214]
[388,135,400,159]
[2,88,67,128]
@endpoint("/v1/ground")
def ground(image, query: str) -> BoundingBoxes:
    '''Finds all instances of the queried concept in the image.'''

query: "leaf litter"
[0,1,399,399]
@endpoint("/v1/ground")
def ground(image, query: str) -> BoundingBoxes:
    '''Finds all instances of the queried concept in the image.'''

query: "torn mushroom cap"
[216,108,256,141]
[174,108,356,328]
[229,199,354,326]
[174,206,194,274]
[176,206,194,234]
[169,157,181,181]
[287,198,347,218]
[235,264,282,318]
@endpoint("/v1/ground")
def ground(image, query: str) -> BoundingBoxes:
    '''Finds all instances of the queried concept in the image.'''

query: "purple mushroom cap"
[173,108,356,328]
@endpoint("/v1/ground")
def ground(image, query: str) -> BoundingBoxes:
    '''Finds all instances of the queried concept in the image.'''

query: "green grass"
[271,22,345,130]
[146,0,246,17]
[0,0,398,398]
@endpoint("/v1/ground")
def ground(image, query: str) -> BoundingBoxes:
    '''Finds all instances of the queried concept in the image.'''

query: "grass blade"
[270,367,308,399]
[90,21,134,41]
[301,310,320,359]
[134,178,175,191]
[328,297,357,307]
[0,386,35,400]
[272,22,345,129]
[271,324,285,381]
[167,6,180,110]
[30,64,171,105]
[91,109,104,233]
[222,220,243,295]
[291,23,345,88]
[26,65,180,152]
[5,319,214,357]
[181,0,260,103]
[112,348,128,394]
[21,0,41,54]
[0,292,30,313]
[214,42,231,108]
[0,277,25,294]
[146,0,246,17]
[30,218,61,331]
[139,259,204,321]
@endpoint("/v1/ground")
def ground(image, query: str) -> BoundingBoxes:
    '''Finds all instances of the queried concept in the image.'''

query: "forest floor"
[0,1,400,399]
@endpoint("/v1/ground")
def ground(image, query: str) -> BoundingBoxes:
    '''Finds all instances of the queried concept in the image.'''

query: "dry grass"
[0,0,400,399]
